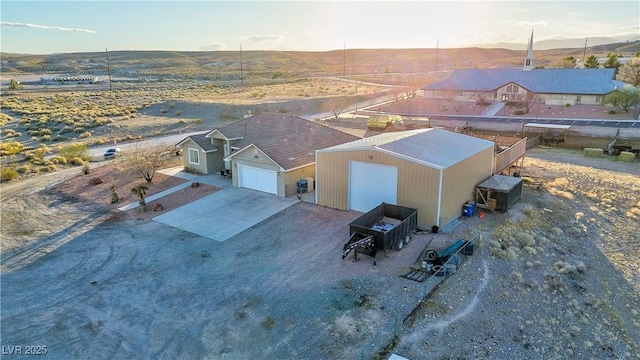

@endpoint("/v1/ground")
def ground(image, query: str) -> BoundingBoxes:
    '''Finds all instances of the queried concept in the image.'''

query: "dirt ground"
[1,143,639,359]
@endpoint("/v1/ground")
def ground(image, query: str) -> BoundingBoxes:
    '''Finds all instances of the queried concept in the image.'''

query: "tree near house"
[604,86,640,114]
[442,89,458,102]
[618,57,640,87]
[323,96,349,120]
[603,53,622,74]
[473,92,491,106]
[522,93,540,114]
[561,56,577,69]
[121,142,174,183]
[584,55,600,69]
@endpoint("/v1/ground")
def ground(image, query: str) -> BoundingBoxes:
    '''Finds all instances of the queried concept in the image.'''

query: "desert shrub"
[82,162,91,174]
[0,141,24,156]
[168,101,176,108]
[177,119,187,124]
[59,143,91,161]
[160,109,168,114]
[514,110,526,115]
[565,103,571,107]
[38,128,52,136]
[79,131,92,138]
[174,110,182,116]
[69,157,85,166]
[48,155,68,164]
[31,136,38,142]
[193,118,203,124]
[41,164,58,173]
[553,260,586,277]
[608,110,617,115]
[1,167,18,182]
[41,135,52,142]
[16,164,32,174]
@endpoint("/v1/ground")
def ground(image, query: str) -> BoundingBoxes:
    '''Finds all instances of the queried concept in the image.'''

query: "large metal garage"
[315,128,495,229]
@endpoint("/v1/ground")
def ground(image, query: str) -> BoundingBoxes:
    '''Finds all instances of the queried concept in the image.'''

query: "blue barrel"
[463,202,475,217]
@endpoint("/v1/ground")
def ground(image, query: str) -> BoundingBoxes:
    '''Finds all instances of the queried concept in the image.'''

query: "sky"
[1,1,639,55]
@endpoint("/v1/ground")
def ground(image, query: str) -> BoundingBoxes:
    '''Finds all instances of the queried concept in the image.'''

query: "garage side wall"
[316,150,441,228]
[284,165,315,197]
[440,146,493,226]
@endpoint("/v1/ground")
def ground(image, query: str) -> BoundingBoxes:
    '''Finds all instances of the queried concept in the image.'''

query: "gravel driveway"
[1,199,444,359]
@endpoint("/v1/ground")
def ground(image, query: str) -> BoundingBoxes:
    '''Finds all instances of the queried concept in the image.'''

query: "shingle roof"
[176,133,218,152]
[318,128,494,169]
[214,113,360,170]
[423,68,624,95]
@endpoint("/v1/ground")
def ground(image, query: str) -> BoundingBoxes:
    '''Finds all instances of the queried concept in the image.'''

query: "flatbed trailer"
[342,203,418,261]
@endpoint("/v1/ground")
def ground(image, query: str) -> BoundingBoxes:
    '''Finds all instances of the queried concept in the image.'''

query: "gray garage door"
[238,165,277,195]
[349,160,398,212]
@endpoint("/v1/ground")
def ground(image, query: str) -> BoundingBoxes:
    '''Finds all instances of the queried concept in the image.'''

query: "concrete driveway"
[151,168,299,242]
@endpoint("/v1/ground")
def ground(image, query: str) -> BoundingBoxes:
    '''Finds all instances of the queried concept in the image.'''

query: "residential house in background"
[176,113,359,197]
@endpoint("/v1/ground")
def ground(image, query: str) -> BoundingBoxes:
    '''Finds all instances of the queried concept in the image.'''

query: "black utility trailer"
[342,203,418,262]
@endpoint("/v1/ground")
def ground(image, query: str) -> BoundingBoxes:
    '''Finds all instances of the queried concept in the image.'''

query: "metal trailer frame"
[343,203,418,262]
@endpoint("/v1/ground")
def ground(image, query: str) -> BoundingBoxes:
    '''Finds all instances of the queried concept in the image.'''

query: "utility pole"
[343,42,346,78]
[105,48,112,91]
[434,39,439,72]
[240,45,244,86]
[583,37,588,62]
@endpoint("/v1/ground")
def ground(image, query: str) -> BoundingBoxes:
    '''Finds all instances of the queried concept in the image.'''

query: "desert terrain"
[1,139,639,360]
[2,48,640,359]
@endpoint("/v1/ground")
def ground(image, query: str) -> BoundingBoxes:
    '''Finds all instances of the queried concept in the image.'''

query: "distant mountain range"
[474,34,640,51]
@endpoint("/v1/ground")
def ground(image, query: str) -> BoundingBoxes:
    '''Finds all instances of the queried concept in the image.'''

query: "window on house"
[506,85,519,93]
[188,148,199,165]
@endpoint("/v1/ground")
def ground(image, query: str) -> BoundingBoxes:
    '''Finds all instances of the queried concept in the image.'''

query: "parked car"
[103,147,122,160]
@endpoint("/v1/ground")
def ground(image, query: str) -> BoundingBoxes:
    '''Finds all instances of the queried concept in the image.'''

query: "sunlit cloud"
[243,34,284,43]
[511,21,548,28]
[198,42,227,51]
[619,25,640,31]
[1,21,96,33]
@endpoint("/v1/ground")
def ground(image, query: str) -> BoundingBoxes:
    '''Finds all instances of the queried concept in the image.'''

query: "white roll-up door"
[238,165,277,195]
[349,160,398,212]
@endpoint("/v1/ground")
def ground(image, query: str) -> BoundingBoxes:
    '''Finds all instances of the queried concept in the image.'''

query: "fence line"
[355,235,480,359]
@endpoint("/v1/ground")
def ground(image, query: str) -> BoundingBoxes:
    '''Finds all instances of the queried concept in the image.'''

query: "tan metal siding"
[316,149,442,228]
[440,147,493,226]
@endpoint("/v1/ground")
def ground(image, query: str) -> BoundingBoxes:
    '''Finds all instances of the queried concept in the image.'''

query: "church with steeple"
[422,31,625,106]
[523,30,534,70]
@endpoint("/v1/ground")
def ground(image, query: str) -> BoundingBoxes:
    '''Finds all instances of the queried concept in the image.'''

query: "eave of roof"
[423,68,620,95]
[319,128,494,168]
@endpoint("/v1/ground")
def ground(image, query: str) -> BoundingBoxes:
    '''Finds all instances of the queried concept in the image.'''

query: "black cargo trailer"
[342,203,418,261]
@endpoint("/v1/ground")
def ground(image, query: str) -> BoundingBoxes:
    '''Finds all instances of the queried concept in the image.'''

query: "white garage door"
[349,160,398,212]
[238,165,278,195]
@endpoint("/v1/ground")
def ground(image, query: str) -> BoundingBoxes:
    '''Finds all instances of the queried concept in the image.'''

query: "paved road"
[88,131,206,160]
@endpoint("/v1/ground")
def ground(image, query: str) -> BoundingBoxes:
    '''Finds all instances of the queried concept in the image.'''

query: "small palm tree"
[131,184,149,211]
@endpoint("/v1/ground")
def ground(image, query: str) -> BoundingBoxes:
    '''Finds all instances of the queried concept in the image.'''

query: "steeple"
[523,30,534,71]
